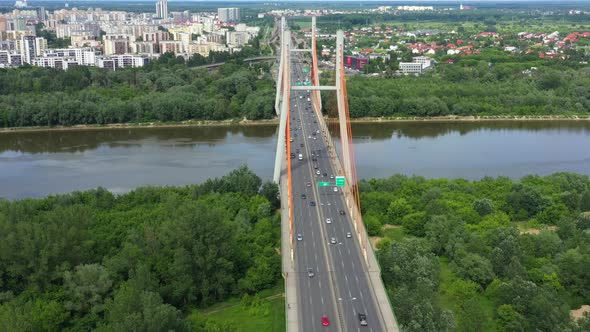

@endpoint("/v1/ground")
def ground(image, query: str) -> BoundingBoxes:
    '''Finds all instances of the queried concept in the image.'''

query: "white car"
[346,232,352,238]
[333,187,338,192]
[297,234,303,241]
[326,218,332,224]
[330,237,337,244]
[316,170,320,175]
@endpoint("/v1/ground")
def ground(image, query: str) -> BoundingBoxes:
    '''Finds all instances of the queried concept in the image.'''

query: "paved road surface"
[289,52,386,332]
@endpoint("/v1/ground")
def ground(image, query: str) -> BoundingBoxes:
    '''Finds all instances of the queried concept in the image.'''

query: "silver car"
[330,237,337,244]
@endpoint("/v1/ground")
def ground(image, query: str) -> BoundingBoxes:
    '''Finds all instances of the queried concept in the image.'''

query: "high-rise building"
[20,35,36,63]
[0,17,7,32]
[217,8,240,23]
[156,0,168,19]
[7,18,26,31]
[35,37,47,56]
[36,7,47,21]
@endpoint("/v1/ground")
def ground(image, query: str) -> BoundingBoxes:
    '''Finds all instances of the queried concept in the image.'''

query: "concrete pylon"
[335,30,353,185]
[273,30,291,184]
[311,16,322,116]
[274,17,285,115]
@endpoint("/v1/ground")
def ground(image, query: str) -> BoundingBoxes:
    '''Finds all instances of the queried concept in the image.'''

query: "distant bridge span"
[192,56,276,70]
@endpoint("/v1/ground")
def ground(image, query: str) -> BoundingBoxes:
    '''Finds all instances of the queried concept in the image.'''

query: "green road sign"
[303,68,309,73]
[296,81,302,86]
[335,176,346,187]
[304,81,311,86]
[318,182,330,187]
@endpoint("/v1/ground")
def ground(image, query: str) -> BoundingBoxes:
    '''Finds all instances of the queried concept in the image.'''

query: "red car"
[321,315,330,326]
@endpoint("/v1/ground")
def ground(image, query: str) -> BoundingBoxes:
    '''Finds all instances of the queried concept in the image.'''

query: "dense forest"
[360,172,590,331]
[4,41,590,129]
[323,53,590,118]
[3,164,590,331]
[0,166,281,331]
[0,51,275,128]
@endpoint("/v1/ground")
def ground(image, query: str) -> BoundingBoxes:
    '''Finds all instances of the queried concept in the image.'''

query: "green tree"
[259,181,280,209]
[386,198,413,225]
[63,264,113,316]
[402,212,427,237]
[580,190,590,211]
[365,214,383,236]
[453,253,495,287]
[496,304,526,332]
[473,198,495,216]
[98,283,188,332]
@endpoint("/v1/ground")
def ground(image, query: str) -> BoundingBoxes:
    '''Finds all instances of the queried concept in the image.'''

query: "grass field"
[189,284,286,332]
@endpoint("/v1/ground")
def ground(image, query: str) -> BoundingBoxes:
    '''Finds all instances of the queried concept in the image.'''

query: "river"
[1,121,590,199]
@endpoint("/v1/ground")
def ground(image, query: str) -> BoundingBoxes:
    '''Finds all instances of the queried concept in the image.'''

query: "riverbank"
[349,115,590,123]
[0,118,280,134]
[2,115,590,133]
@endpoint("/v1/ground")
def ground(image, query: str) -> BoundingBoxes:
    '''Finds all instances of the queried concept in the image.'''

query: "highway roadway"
[289,52,386,331]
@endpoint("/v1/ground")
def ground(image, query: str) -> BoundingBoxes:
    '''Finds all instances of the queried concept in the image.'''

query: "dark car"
[339,210,346,215]
[301,194,306,199]
[310,201,316,207]
[300,143,304,147]
[290,153,295,159]
[323,173,327,177]
[358,313,368,326]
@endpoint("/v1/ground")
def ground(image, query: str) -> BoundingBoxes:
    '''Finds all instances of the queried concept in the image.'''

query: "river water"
[1,121,590,199]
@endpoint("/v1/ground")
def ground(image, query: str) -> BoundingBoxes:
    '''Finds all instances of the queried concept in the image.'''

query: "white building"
[202,16,215,33]
[97,54,149,70]
[218,8,240,23]
[32,57,78,70]
[0,50,23,67]
[20,36,39,63]
[156,0,168,19]
[397,6,434,11]
[399,56,434,74]
[43,48,98,65]
[226,31,250,46]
